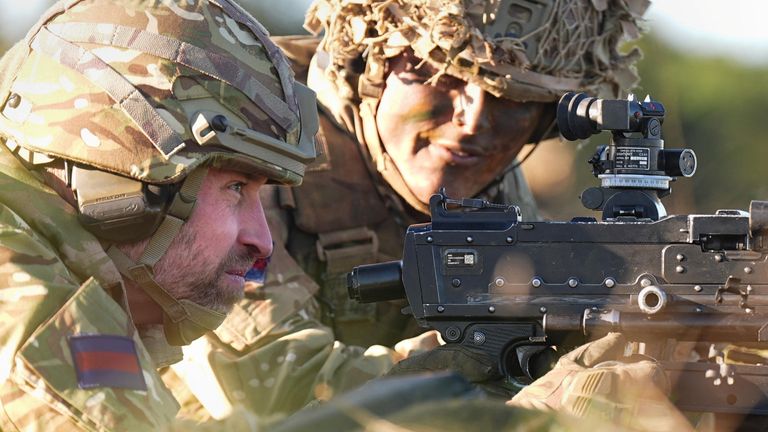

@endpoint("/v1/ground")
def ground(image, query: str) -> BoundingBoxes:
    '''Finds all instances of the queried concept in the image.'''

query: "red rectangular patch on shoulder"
[68,335,147,391]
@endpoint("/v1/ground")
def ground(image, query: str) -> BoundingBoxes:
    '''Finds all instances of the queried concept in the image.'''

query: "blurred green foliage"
[636,36,768,213]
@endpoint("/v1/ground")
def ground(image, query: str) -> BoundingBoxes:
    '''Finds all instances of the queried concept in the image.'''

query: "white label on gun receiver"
[446,251,477,267]
[614,147,650,170]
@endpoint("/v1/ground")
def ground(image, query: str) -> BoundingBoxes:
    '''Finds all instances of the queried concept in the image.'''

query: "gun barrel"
[347,261,405,303]
[545,309,768,342]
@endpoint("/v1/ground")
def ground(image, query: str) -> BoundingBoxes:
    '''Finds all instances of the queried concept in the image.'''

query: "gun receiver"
[348,93,768,415]
[349,192,768,414]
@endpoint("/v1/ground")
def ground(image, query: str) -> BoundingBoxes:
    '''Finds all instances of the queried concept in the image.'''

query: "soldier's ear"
[528,103,557,143]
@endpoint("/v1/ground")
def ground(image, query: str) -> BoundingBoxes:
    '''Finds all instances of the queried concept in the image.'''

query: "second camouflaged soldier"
[172,0,652,419]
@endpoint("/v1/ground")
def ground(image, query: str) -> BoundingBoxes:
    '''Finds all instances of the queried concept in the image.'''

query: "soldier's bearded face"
[375,53,546,203]
[128,168,272,314]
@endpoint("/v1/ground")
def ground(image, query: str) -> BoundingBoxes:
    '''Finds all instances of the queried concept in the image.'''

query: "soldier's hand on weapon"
[393,330,443,360]
[508,333,694,431]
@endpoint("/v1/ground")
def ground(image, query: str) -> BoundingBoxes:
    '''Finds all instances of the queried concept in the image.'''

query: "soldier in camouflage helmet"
[170,0,652,420]
[0,0,319,429]
[304,0,647,213]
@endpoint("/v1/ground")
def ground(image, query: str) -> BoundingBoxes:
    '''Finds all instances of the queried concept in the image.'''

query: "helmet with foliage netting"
[303,0,649,214]
[305,0,650,104]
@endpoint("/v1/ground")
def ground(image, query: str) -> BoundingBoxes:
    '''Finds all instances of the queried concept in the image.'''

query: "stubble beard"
[158,227,255,314]
[121,226,255,315]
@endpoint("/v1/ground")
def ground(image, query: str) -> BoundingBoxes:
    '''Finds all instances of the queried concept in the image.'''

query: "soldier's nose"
[239,200,273,259]
[452,83,491,134]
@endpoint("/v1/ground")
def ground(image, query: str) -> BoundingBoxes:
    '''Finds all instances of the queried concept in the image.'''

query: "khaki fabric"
[283,35,540,347]
[387,398,643,432]
[305,0,650,104]
[270,373,644,432]
[0,0,311,187]
[170,180,403,418]
[0,124,303,431]
[0,21,287,429]
[0,0,320,354]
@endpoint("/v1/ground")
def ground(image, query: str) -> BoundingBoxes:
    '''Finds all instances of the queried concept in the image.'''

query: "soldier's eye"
[228,182,246,195]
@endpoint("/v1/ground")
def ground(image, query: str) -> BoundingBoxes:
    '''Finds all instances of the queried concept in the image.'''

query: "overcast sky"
[647,0,768,66]
[1,0,766,65]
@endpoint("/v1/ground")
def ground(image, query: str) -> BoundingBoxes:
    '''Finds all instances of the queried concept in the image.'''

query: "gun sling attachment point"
[348,92,768,416]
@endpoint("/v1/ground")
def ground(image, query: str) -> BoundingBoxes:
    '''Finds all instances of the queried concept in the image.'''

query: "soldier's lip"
[429,142,486,165]
[225,269,248,277]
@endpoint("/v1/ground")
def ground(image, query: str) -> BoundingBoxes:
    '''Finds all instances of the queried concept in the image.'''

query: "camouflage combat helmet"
[0,0,318,345]
[304,0,649,213]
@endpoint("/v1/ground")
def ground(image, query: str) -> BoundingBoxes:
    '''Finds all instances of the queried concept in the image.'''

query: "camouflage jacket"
[173,35,542,419]
[0,141,186,430]
[0,134,300,432]
[275,35,540,347]
[0,29,271,432]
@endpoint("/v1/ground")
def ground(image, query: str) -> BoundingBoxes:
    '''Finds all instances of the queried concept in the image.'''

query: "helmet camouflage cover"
[0,0,317,186]
[305,0,650,103]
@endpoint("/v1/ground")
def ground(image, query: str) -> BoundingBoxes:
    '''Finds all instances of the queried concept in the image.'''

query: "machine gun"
[347,92,768,416]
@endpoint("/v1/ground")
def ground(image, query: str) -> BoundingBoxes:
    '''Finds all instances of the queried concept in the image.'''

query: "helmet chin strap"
[106,166,227,346]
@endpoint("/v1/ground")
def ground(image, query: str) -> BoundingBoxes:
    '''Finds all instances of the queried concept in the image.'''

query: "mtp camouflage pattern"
[0,0,316,186]
[0,0,312,430]
[0,136,305,430]
[0,0,320,348]
[509,333,694,431]
[0,139,183,430]
[300,0,650,215]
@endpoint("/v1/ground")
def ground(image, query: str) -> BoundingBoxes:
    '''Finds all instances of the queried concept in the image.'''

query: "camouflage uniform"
[0,0,317,429]
[174,0,651,419]
[169,37,429,418]
[0,137,181,430]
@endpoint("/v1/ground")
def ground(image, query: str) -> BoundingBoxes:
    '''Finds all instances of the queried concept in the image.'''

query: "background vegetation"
[518,35,768,219]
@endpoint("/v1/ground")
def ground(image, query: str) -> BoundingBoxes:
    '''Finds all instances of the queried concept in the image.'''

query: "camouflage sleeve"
[0,203,179,431]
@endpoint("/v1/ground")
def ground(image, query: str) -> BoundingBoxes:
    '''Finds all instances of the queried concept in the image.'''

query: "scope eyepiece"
[557,92,665,141]
[663,148,697,178]
[557,92,598,140]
